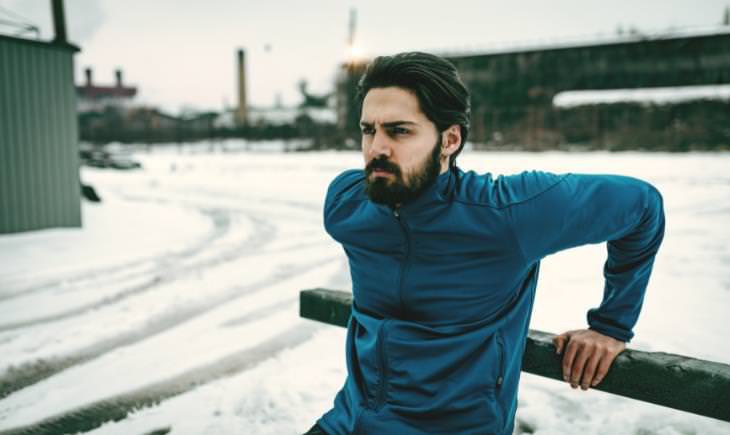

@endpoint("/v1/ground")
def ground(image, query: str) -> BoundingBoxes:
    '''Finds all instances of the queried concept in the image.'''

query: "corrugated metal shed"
[0,35,81,234]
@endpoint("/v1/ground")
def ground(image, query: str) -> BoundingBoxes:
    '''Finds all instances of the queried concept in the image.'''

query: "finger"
[581,351,602,390]
[562,339,579,383]
[570,344,590,389]
[555,331,574,355]
[553,335,566,355]
[592,350,620,387]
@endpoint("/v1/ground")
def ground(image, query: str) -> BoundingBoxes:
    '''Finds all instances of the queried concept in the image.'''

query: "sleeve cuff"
[587,320,633,343]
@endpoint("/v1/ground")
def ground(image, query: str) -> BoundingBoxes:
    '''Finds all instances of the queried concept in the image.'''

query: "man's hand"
[552,329,625,391]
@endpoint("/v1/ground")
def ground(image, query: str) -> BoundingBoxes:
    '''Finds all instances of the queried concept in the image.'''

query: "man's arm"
[508,171,666,390]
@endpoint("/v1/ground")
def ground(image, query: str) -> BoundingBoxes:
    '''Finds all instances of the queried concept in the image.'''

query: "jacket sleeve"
[508,172,666,342]
[323,169,365,231]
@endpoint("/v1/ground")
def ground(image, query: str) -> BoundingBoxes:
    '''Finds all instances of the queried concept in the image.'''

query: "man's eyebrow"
[359,120,418,127]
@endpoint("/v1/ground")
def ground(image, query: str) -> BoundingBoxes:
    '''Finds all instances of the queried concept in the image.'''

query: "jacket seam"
[450,173,571,210]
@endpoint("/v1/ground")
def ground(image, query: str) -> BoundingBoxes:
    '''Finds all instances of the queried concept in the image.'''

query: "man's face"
[360,87,446,207]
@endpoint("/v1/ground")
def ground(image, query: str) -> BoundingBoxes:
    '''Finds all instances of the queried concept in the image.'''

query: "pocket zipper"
[375,320,389,409]
[496,331,505,389]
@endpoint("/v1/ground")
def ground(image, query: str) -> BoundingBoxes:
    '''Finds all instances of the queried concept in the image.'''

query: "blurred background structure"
[338,29,730,151]
[0,0,81,234]
[1,0,729,235]
[3,1,728,153]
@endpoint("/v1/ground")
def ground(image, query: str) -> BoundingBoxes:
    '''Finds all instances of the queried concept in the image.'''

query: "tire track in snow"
[0,207,232,303]
[117,188,323,226]
[219,296,298,328]
[0,187,327,332]
[0,256,338,400]
[0,322,320,435]
[0,210,275,333]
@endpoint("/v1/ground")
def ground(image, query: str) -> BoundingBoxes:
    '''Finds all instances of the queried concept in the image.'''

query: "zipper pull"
[393,209,400,218]
[496,376,503,388]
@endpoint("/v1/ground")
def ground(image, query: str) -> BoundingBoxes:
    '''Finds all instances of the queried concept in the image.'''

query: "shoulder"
[325,169,366,208]
[454,169,568,208]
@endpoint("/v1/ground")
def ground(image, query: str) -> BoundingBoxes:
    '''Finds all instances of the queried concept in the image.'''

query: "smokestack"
[115,69,123,88]
[85,67,93,87]
[348,8,357,47]
[236,48,248,126]
[51,0,68,43]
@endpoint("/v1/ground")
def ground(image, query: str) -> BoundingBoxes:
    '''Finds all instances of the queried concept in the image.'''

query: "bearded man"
[305,52,665,435]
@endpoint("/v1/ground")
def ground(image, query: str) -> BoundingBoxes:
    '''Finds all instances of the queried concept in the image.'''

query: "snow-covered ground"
[0,142,728,434]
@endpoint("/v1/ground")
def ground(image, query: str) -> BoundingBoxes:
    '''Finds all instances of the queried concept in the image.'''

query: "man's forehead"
[360,87,426,125]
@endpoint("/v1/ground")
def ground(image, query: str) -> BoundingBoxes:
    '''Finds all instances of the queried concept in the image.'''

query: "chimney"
[85,67,93,87]
[115,69,123,88]
[236,48,248,126]
[51,0,67,43]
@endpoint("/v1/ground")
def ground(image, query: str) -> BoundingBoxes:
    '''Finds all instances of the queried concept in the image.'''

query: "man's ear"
[441,125,462,158]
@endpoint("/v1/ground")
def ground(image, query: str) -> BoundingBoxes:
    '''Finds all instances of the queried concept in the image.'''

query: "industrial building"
[0,0,82,234]
[336,28,730,150]
[76,68,138,113]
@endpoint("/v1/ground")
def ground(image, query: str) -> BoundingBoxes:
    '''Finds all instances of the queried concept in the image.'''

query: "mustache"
[365,157,401,176]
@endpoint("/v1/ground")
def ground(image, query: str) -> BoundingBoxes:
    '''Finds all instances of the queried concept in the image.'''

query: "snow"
[553,84,730,107]
[0,144,728,434]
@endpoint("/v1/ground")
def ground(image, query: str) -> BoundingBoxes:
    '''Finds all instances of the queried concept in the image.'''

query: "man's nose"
[369,130,392,158]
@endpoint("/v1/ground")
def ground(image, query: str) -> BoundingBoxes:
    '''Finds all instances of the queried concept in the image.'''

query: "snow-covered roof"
[553,84,730,107]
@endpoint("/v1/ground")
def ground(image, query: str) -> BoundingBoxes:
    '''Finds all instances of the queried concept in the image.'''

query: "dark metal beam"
[300,288,730,423]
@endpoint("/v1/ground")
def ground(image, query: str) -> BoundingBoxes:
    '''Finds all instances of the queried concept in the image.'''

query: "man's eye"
[361,127,374,135]
[390,127,409,136]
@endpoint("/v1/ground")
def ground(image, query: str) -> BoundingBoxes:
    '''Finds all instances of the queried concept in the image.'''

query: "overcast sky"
[2,0,729,113]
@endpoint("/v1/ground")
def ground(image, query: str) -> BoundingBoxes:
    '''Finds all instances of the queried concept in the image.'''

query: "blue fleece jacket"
[317,166,665,435]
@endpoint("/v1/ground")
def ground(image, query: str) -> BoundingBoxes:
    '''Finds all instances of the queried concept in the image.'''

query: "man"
[306,52,665,435]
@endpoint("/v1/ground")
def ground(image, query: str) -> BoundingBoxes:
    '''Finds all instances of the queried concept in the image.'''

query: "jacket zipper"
[374,208,410,410]
[393,208,411,310]
[496,331,505,389]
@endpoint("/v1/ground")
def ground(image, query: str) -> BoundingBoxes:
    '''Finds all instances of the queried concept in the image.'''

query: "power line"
[0,4,40,38]
[0,4,35,24]
[0,19,39,38]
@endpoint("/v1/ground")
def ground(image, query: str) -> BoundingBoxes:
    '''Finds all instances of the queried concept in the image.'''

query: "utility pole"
[51,0,67,43]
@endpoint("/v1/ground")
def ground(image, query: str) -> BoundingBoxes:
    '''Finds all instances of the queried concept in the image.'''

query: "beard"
[364,139,443,207]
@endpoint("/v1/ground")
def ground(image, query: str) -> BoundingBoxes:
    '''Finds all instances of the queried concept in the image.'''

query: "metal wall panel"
[0,36,81,234]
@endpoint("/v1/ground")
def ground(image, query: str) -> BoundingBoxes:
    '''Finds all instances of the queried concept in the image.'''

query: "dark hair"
[356,51,471,167]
